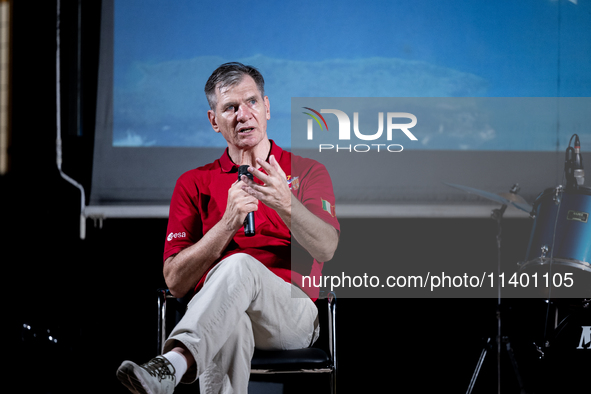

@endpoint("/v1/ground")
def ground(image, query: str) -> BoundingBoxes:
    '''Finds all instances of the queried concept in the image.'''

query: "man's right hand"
[164,180,258,297]
[221,179,259,233]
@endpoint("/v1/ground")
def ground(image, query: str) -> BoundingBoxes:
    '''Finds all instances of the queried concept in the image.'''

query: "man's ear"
[208,109,220,133]
[264,96,271,120]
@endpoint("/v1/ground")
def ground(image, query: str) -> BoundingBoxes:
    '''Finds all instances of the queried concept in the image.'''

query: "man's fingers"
[229,181,259,205]
[250,156,285,183]
[269,155,284,176]
[247,165,269,184]
[255,157,272,173]
[241,183,267,201]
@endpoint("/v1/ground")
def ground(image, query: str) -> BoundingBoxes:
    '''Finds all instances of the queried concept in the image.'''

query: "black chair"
[156,288,337,393]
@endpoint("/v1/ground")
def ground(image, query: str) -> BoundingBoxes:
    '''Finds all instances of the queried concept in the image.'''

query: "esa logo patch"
[167,231,186,241]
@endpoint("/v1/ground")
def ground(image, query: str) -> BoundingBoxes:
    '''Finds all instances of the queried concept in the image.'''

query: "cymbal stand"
[466,185,526,394]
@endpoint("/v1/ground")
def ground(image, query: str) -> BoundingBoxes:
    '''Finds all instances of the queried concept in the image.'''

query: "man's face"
[208,75,270,151]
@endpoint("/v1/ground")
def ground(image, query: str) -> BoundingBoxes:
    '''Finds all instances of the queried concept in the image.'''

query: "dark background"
[6,1,588,393]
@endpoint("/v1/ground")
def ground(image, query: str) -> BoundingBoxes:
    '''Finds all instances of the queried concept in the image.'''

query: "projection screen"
[88,0,591,221]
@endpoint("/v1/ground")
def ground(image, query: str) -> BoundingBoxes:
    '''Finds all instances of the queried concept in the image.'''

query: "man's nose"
[236,104,253,121]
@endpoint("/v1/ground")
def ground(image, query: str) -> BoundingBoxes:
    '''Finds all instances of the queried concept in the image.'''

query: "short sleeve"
[295,160,340,234]
[163,173,203,262]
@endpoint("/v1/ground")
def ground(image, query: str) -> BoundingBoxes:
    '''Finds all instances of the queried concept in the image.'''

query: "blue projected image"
[112,0,591,150]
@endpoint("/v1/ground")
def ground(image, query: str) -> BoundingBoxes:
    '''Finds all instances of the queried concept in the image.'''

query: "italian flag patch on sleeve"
[321,198,336,217]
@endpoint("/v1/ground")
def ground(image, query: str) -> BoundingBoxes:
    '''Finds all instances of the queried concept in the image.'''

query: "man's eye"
[249,99,257,105]
[225,105,235,112]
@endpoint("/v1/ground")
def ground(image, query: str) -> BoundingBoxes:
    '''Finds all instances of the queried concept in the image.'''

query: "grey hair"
[204,62,265,111]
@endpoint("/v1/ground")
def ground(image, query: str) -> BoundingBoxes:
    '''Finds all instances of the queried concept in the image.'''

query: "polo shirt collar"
[219,140,283,173]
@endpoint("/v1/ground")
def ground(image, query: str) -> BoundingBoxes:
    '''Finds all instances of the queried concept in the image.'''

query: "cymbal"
[498,192,528,205]
[444,182,533,213]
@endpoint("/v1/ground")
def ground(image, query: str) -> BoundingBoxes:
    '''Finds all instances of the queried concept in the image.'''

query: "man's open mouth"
[239,127,254,134]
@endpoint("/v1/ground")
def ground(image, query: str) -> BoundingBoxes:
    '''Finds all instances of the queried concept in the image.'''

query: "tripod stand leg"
[466,338,491,394]
[505,338,526,393]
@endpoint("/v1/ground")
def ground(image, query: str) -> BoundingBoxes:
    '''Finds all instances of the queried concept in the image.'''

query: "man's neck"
[227,139,271,168]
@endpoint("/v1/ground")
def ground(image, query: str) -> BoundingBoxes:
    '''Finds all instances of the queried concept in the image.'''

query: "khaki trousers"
[164,253,319,394]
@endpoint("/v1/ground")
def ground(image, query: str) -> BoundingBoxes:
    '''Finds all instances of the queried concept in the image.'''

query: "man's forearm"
[281,194,339,263]
[244,157,339,263]
[164,180,259,298]
[163,221,237,298]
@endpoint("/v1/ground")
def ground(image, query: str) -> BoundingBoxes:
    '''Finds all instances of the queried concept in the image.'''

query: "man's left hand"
[240,155,291,216]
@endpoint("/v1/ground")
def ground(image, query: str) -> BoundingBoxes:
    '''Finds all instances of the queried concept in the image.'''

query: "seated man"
[117,62,340,394]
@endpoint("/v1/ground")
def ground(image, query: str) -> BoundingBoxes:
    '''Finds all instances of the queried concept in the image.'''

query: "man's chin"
[234,133,267,148]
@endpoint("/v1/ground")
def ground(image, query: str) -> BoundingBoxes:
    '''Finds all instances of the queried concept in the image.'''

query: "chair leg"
[328,292,337,394]
[331,370,336,394]
[157,289,167,355]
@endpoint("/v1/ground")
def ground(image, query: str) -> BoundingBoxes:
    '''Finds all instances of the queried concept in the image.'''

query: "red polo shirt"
[163,140,339,299]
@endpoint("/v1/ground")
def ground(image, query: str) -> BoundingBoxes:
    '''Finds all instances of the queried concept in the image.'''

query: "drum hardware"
[498,184,529,209]
[532,303,591,393]
[533,342,545,360]
[552,185,563,205]
[540,245,549,259]
[466,338,491,394]
[503,336,525,392]
[518,257,591,274]
[520,183,591,277]
[466,134,588,393]
[446,178,591,392]
[467,335,527,394]
[532,301,562,357]
[443,182,533,214]
[444,182,531,394]
[532,339,552,360]
[527,134,590,357]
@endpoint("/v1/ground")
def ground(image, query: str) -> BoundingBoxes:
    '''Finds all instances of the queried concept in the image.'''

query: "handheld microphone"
[238,165,255,236]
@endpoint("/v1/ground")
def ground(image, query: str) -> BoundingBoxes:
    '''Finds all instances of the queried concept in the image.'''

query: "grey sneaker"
[117,356,176,394]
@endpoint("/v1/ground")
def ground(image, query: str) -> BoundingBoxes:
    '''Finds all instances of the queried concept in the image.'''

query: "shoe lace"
[142,357,176,383]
